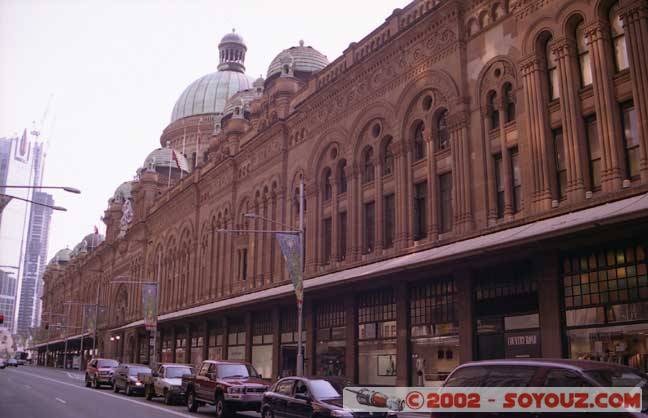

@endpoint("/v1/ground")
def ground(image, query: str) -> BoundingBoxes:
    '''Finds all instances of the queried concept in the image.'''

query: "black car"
[112,363,152,396]
[261,376,393,418]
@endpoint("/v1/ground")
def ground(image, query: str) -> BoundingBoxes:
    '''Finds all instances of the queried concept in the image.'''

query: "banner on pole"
[142,283,158,332]
[276,232,303,306]
[84,304,97,334]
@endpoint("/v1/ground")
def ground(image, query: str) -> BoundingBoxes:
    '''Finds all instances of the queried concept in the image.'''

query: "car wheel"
[214,394,230,418]
[164,389,173,405]
[113,381,119,393]
[186,390,198,413]
[263,407,274,418]
[85,375,91,388]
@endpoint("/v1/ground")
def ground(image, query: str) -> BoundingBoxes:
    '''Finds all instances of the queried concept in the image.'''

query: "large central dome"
[170,30,254,123]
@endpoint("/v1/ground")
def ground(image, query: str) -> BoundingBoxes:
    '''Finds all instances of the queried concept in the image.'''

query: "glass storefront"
[176,332,187,363]
[280,309,305,377]
[228,319,246,361]
[190,335,204,367]
[358,288,397,385]
[474,263,540,360]
[564,243,648,372]
[138,335,150,364]
[161,335,173,363]
[252,313,273,378]
[315,301,346,377]
[208,327,223,360]
[410,279,459,386]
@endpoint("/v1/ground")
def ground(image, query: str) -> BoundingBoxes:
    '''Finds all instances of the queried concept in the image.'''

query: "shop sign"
[505,330,540,358]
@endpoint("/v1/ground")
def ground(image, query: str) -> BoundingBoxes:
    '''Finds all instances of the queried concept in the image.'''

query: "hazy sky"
[0,0,402,259]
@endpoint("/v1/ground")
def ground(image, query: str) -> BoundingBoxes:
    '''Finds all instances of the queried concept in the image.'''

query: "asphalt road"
[0,366,427,418]
[0,365,243,418]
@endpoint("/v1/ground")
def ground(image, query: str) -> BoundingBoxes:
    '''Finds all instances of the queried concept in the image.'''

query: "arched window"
[487,91,500,129]
[322,168,332,201]
[545,36,560,100]
[413,122,426,161]
[382,138,394,176]
[436,109,450,151]
[337,160,347,194]
[503,83,516,123]
[362,147,374,183]
[609,3,628,72]
[575,20,592,86]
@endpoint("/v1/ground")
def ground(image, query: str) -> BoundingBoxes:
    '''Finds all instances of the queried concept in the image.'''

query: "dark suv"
[85,358,119,388]
[436,359,648,417]
[112,363,152,396]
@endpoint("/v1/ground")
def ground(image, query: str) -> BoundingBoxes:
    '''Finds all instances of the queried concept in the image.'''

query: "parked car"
[85,358,119,388]
[262,376,395,418]
[434,359,648,417]
[112,363,152,396]
[143,363,194,404]
[7,358,18,367]
[0,359,6,369]
[183,360,269,417]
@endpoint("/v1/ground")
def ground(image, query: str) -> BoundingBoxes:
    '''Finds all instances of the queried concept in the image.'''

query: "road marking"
[23,384,31,389]
[56,397,67,404]
[67,372,84,380]
[10,369,196,418]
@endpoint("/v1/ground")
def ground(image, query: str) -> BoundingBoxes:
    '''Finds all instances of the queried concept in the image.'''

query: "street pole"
[63,305,70,369]
[93,283,100,356]
[150,254,161,369]
[296,175,304,376]
[45,312,51,367]
[80,307,85,370]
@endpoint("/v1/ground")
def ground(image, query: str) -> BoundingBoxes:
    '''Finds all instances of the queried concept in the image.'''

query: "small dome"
[223,87,263,117]
[113,181,133,203]
[267,40,329,79]
[48,248,71,266]
[220,29,245,45]
[143,147,192,173]
[82,233,105,250]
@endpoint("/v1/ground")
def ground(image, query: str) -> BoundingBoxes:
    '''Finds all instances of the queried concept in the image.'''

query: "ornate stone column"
[304,183,318,273]
[520,55,555,210]
[552,37,588,199]
[425,134,439,240]
[586,20,625,190]
[621,0,648,181]
[374,159,384,253]
[393,142,408,249]
[331,180,339,261]
[349,164,361,260]
[449,112,473,232]
[482,113,498,223]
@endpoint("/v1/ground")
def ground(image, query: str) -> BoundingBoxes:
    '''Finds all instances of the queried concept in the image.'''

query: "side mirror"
[295,393,310,402]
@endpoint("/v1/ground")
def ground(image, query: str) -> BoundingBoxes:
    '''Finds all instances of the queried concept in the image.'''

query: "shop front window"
[280,309,305,377]
[358,289,397,385]
[316,302,346,377]
[176,334,187,363]
[208,330,223,360]
[252,313,273,379]
[162,337,173,363]
[228,320,247,361]
[564,243,648,372]
[474,263,540,360]
[191,336,204,368]
[410,278,458,386]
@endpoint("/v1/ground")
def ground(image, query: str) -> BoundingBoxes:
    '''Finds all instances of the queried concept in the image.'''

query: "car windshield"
[217,364,259,378]
[97,359,118,368]
[166,366,193,378]
[309,380,341,400]
[128,367,151,376]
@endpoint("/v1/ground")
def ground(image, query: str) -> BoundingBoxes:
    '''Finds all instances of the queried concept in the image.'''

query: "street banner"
[142,283,158,331]
[83,304,96,334]
[276,232,303,306]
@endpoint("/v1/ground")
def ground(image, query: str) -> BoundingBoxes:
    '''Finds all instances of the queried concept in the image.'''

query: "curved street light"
[0,193,67,211]
[1,185,81,194]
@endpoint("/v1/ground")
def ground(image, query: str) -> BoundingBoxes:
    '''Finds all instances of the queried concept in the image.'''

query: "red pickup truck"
[183,360,269,418]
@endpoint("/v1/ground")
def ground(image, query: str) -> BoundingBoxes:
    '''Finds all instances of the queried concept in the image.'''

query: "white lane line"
[10,369,196,418]
[24,384,32,389]
[56,397,67,404]
[67,372,84,380]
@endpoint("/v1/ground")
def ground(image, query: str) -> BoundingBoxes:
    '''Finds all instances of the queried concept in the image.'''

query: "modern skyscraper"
[0,129,52,336]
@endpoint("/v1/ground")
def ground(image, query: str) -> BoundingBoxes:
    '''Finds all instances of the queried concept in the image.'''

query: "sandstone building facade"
[35,0,648,385]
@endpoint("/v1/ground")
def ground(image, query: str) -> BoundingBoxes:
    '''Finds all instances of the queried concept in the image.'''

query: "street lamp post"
[42,311,65,367]
[0,185,81,194]
[0,193,67,211]
[220,176,306,376]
